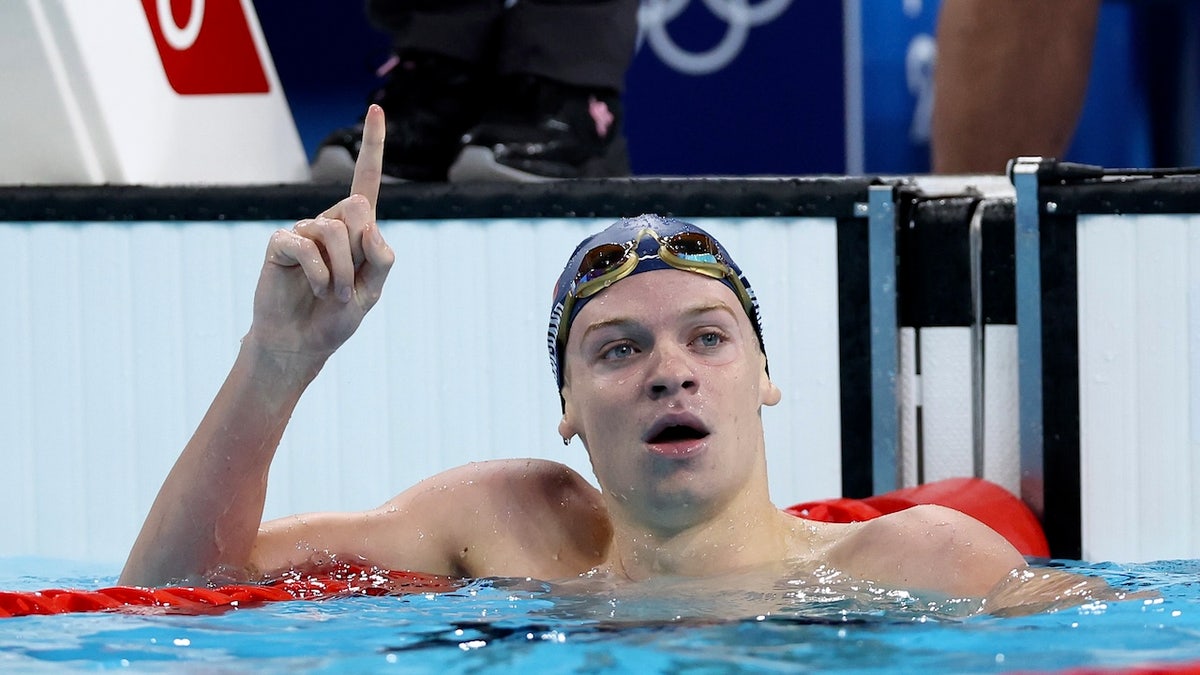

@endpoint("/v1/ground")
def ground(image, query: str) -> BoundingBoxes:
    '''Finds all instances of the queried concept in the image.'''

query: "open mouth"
[647,424,709,444]
[643,414,710,446]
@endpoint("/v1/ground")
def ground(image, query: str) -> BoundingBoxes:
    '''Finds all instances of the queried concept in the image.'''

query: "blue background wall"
[254,1,846,176]
[254,1,1197,177]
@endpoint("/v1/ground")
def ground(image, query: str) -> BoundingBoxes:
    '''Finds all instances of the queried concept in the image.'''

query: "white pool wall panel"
[1076,213,1200,563]
[896,326,1020,496]
[983,326,1020,495]
[917,328,975,481]
[0,217,843,565]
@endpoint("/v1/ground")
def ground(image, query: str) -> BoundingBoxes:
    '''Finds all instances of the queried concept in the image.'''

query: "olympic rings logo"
[157,0,205,50]
[638,0,794,75]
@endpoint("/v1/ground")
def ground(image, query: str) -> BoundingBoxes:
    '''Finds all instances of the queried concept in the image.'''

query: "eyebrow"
[577,302,739,345]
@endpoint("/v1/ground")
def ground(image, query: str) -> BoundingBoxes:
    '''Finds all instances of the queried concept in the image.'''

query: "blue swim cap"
[548,215,766,390]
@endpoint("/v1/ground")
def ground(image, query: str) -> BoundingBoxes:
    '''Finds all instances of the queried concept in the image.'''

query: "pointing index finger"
[350,104,385,213]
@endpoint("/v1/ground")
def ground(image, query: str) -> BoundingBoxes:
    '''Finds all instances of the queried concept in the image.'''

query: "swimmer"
[120,105,1124,613]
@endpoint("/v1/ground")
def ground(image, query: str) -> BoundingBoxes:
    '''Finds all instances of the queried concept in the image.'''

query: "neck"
[602,490,793,580]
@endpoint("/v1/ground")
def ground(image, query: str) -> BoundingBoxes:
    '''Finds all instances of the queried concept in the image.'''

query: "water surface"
[1,557,1198,673]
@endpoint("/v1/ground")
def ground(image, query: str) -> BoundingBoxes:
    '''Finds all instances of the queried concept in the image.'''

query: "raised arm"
[119,106,394,586]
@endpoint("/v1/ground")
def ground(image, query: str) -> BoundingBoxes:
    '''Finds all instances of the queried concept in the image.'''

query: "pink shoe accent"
[375,54,400,77]
[588,96,615,138]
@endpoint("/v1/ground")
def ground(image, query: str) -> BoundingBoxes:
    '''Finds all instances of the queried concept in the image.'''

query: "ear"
[759,364,781,407]
[558,386,580,443]
[558,414,578,444]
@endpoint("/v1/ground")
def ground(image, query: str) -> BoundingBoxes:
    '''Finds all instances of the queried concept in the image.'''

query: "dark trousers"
[366,0,638,92]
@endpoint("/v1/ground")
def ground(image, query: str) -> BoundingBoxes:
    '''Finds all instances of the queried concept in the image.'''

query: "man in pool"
[120,106,1069,604]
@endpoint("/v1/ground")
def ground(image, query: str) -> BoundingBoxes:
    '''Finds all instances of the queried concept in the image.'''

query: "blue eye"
[695,332,723,348]
[603,343,637,360]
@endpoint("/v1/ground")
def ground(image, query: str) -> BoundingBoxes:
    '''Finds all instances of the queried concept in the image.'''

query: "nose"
[646,344,698,400]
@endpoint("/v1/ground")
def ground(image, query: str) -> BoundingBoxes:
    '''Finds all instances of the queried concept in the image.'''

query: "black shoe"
[311,51,487,183]
[448,75,630,182]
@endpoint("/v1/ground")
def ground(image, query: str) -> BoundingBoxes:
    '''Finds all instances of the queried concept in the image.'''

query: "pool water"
[2,557,1199,673]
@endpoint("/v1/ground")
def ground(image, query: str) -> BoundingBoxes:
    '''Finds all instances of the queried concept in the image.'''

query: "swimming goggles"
[555,227,758,353]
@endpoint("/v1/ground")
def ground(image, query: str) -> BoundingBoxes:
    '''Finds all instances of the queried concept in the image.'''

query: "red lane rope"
[786,477,1051,558]
[0,562,463,619]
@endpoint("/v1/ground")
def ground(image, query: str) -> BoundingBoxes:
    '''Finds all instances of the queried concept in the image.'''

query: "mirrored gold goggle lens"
[568,231,737,311]
[576,243,634,287]
[664,232,721,262]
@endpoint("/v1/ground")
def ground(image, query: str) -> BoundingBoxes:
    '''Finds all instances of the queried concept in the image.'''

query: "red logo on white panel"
[141,0,270,95]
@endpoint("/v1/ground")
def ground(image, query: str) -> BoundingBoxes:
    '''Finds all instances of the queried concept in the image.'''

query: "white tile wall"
[1077,214,1200,562]
[897,326,1020,496]
[0,217,843,564]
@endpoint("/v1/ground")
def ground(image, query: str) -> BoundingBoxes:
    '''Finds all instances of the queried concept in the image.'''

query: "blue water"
[2,558,1199,673]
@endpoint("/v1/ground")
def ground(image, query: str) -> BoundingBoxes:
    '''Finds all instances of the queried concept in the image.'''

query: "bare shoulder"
[824,504,1027,597]
[253,459,608,580]
[391,458,603,509]
[380,458,611,577]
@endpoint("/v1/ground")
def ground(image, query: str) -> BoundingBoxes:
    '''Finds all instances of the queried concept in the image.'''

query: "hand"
[247,105,395,358]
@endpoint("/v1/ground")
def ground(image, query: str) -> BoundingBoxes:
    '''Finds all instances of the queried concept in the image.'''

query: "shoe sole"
[311,146,408,184]
[310,146,357,184]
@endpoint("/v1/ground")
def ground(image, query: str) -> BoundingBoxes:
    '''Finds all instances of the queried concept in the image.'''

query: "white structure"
[1,0,307,184]
[7,179,1198,567]
[1075,213,1200,562]
[0,216,843,565]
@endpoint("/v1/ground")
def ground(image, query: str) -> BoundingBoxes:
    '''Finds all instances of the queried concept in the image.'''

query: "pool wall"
[0,181,870,566]
[3,174,1199,566]
[1075,212,1200,561]
[0,216,846,565]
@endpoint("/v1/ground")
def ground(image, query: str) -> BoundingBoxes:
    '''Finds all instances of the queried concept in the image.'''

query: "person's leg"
[365,0,502,66]
[311,0,504,183]
[930,0,1101,174]
[448,0,639,181]
[495,0,636,91]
